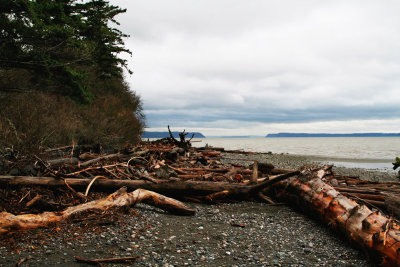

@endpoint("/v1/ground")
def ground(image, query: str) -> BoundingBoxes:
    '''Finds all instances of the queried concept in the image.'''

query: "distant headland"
[142,131,205,138]
[266,133,400,138]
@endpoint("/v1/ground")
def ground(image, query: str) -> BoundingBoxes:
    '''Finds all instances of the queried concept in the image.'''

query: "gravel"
[0,203,373,267]
[222,151,398,182]
[0,152,391,266]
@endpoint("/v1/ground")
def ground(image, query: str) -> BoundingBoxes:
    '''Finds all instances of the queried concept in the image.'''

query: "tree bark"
[270,167,400,266]
[0,187,195,235]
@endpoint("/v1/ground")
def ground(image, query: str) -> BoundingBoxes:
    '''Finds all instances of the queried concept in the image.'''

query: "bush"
[0,86,144,153]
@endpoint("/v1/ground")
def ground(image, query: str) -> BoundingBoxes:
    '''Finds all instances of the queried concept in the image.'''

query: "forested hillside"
[0,0,144,152]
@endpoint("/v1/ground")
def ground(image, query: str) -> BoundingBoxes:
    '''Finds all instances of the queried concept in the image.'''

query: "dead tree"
[168,125,194,151]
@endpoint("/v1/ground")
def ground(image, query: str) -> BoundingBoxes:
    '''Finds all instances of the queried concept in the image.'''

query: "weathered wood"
[25,194,43,208]
[201,151,221,157]
[271,167,400,266]
[46,157,79,168]
[384,194,400,219]
[74,255,139,265]
[0,173,299,198]
[0,187,195,234]
[177,174,204,179]
[179,168,229,173]
[251,161,258,184]
[79,153,127,168]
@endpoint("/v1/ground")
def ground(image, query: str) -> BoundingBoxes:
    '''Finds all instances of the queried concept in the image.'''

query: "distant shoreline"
[266,133,400,138]
[142,131,205,138]
[143,132,400,138]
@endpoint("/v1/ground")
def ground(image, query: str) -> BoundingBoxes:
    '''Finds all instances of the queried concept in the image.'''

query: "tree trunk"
[0,187,195,235]
[270,167,400,266]
[0,172,299,199]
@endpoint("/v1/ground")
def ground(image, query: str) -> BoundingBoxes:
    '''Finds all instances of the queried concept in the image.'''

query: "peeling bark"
[271,167,400,266]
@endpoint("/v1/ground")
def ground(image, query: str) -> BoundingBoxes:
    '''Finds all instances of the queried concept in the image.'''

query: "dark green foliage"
[393,157,400,170]
[0,1,145,151]
[76,0,132,77]
[0,0,131,102]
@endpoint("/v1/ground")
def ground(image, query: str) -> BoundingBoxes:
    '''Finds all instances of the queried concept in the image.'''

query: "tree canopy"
[0,0,145,151]
[0,0,131,102]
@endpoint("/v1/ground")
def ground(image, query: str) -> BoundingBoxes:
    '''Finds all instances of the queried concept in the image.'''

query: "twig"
[15,256,33,267]
[17,190,31,204]
[64,179,87,201]
[26,194,43,208]
[103,168,119,179]
[249,171,300,194]
[65,163,127,176]
[139,173,159,183]
[85,176,108,197]
[74,255,139,266]
[257,192,275,204]
[74,256,104,266]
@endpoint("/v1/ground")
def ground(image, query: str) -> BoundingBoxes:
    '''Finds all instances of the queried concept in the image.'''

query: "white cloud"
[148,118,400,137]
[114,0,400,134]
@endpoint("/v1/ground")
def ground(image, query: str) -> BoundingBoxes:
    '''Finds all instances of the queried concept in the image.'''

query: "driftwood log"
[0,172,299,199]
[0,187,195,235]
[271,167,400,266]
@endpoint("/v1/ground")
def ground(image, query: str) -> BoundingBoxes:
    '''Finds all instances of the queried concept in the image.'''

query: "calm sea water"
[191,137,400,171]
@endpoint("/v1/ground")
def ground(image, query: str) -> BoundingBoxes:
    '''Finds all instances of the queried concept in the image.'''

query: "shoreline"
[192,137,400,165]
[0,148,394,266]
[221,151,398,183]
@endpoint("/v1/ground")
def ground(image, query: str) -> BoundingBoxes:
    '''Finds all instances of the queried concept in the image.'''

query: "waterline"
[192,137,400,172]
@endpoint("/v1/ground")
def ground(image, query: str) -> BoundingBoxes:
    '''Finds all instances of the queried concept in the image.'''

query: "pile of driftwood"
[1,132,400,265]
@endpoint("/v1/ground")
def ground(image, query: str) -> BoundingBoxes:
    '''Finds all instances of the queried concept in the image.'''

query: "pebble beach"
[1,151,396,266]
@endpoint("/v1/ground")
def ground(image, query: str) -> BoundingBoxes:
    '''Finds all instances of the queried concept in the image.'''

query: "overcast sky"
[113,0,400,136]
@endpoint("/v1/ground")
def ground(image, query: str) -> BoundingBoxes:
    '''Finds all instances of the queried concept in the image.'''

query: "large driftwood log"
[271,167,400,266]
[0,187,195,235]
[0,172,299,199]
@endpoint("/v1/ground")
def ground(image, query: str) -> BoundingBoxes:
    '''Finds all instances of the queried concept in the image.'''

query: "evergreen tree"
[77,0,132,78]
[0,0,131,102]
[0,1,144,150]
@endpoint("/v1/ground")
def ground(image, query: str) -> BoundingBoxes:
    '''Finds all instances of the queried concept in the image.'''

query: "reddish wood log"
[340,192,385,202]
[177,174,204,179]
[271,167,400,266]
[0,187,195,234]
[200,151,221,157]
[384,194,400,219]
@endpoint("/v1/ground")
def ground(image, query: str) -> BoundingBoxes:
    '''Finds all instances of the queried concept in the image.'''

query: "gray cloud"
[113,0,400,135]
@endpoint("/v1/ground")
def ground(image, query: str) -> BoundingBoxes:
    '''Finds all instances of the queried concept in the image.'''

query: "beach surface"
[1,151,395,266]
